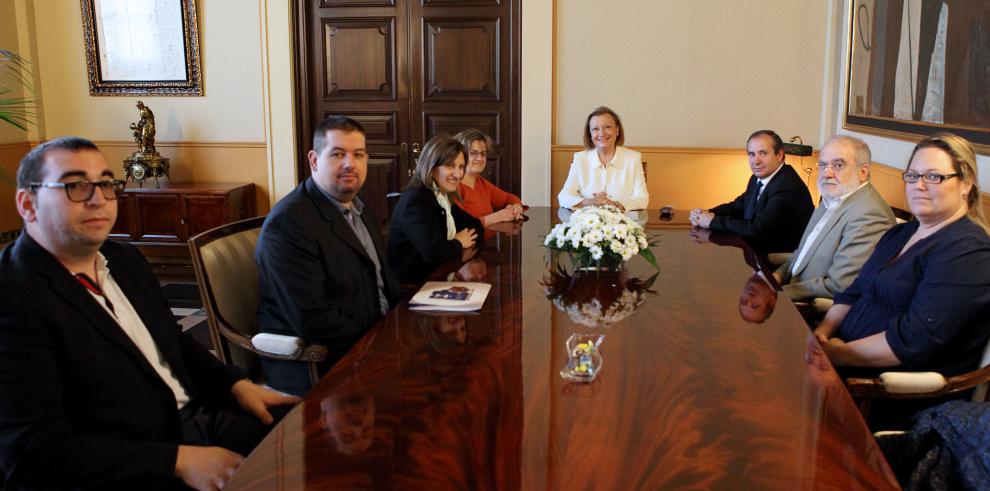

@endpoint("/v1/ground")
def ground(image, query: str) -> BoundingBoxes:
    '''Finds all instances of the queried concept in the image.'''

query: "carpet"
[162,282,214,353]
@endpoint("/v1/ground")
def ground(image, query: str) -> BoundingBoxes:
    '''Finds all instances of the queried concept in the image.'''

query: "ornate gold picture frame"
[844,0,990,154]
[80,0,203,96]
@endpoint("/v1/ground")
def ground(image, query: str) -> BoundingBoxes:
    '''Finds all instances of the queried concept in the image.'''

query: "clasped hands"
[689,208,714,228]
[485,203,525,226]
[579,192,624,211]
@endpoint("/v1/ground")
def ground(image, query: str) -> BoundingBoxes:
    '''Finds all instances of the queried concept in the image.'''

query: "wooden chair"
[846,338,990,418]
[188,216,327,384]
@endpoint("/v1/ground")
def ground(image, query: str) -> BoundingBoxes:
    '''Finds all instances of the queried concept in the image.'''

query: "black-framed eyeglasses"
[817,160,848,172]
[29,180,126,202]
[901,172,960,184]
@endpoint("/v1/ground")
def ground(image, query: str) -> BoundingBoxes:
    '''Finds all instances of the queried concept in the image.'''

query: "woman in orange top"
[452,129,524,227]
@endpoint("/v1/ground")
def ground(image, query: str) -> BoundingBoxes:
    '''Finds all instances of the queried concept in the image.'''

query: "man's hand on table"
[175,445,244,491]
[230,379,301,425]
[689,208,714,228]
[688,228,712,244]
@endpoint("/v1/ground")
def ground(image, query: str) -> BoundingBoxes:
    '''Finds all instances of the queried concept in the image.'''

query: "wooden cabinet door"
[109,192,135,240]
[134,194,182,242]
[296,0,520,226]
[181,195,231,238]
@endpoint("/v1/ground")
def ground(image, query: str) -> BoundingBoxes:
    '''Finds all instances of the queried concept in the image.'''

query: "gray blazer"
[776,182,895,300]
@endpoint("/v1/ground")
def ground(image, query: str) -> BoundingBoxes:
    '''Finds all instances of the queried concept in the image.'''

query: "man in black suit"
[255,117,401,397]
[689,129,814,254]
[0,137,299,490]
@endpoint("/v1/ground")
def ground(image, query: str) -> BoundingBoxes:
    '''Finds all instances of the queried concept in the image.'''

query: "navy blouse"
[834,216,990,376]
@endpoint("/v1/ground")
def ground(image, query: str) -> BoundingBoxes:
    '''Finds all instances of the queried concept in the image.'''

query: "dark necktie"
[744,180,763,220]
[75,273,115,314]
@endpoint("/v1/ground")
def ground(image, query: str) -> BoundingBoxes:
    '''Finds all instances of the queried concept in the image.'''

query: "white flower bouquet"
[543,205,658,270]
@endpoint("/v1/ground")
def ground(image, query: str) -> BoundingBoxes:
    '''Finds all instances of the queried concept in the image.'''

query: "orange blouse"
[454,176,521,223]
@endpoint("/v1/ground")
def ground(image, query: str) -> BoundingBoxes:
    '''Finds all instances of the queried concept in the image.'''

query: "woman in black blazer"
[388,135,483,285]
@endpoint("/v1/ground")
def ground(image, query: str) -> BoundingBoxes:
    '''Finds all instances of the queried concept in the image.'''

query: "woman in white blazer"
[557,106,649,210]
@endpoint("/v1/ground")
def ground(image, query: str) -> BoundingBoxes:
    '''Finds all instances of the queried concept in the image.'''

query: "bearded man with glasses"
[0,137,300,490]
[773,135,896,302]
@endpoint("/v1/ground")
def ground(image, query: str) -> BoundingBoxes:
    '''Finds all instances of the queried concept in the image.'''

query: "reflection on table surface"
[226,208,898,490]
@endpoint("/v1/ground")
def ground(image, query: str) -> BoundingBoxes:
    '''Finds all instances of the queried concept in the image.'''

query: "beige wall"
[1,0,271,220]
[550,146,822,209]
[555,0,828,149]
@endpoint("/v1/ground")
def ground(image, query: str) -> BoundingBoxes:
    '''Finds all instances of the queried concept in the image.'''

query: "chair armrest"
[847,371,949,399]
[214,321,327,363]
[848,365,990,401]
[878,372,947,394]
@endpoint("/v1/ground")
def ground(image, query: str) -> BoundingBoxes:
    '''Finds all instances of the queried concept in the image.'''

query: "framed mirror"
[80,0,203,96]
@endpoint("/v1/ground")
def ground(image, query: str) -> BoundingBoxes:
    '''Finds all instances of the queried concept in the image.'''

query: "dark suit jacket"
[387,185,484,285]
[255,178,401,395]
[708,163,814,254]
[0,233,244,490]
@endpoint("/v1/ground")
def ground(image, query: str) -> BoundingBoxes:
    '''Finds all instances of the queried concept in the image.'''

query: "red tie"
[75,273,115,314]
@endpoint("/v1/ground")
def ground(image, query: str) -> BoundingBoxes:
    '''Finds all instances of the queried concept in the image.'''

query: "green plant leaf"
[0,49,36,131]
[639,247,659,270]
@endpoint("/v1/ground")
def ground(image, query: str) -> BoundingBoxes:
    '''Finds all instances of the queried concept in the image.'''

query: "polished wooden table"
[226,208,898,490]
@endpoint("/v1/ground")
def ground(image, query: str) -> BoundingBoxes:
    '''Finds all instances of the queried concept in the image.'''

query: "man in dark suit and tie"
[0,137,299,490]
[255,116,401,397]
[690,129,814,254]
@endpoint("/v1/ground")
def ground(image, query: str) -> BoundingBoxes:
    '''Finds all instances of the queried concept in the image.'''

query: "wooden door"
[295,0,521,225]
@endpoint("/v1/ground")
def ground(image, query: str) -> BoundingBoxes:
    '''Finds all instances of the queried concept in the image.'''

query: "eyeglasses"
[817,160,848,172]
[901,172,960,184]
[468,150,488,159]
[29,180,125,202]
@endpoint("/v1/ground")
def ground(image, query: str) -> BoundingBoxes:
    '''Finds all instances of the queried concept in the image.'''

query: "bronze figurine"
[123,100,169,188]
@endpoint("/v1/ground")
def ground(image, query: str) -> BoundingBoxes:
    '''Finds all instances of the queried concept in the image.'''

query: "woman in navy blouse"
[814,133,990,379]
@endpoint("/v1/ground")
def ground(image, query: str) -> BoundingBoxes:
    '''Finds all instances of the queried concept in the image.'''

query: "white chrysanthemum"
[589,245,603,260]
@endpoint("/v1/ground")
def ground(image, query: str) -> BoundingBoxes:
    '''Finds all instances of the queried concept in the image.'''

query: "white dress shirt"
[435,189,457,240]
[557,146,649,210]
[80,254,191,409]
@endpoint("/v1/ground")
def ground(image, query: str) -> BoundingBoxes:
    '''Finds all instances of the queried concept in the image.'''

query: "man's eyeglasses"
[468,150,488,159]
[817,160,848,172]
[901,172,959,184]
[29,180,126,202]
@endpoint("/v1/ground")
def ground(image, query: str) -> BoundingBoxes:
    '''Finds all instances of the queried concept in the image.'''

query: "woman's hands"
[483,204,524,226]
[454,227,478,249]
[576,193,624,211]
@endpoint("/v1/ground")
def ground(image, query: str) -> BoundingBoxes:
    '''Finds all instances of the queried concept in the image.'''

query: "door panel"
[297,0,519,226]
[423,18,500,100]
[322,18,396,100]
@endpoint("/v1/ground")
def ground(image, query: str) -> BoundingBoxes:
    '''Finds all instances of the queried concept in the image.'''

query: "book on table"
[409,282,491,311]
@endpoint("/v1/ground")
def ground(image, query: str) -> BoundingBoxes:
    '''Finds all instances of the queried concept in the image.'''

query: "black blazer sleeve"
[708,165,813,253]
[387,187,482,285]
[709,183,751,217]
[0,238,244,489]
[256,197,387,349]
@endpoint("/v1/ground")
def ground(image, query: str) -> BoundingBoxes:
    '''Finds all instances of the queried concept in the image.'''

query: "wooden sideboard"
[110,182,256,267]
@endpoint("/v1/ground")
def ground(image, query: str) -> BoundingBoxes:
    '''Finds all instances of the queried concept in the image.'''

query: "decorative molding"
[0,142,30,151]
[550,0,557,145]
[91,140,268,149]
[552,144,749,155]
